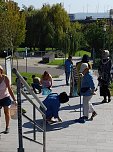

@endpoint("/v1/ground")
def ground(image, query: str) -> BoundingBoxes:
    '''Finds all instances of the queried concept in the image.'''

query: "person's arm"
[40,77,43,85]
[88,74,95,94]
[49,74,52,87]
[4,75,17,104]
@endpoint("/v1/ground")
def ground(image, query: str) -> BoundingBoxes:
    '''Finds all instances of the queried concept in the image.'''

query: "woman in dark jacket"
[98,50,112,103]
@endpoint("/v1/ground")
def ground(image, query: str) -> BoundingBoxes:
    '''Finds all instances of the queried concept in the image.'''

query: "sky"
[14,0,113,13]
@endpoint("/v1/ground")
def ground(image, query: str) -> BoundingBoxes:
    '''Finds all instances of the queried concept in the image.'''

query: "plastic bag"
[42,88,52,95]
[10,104,18,119]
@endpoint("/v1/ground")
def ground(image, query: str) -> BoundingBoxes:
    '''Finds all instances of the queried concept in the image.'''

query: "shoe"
[4,127,10,134]
[39,90,41,94]
[83,116,88,120]
[22,108,27,114]
[108,98,111,103]
[80,116,88,120]
[90,111,97,121]
[101,99,107,103]
[34,91,38,94]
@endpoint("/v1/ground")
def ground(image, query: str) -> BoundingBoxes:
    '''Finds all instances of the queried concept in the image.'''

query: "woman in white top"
[0,65,17,134]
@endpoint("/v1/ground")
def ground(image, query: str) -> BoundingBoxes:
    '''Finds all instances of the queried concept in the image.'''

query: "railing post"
[43,115,46,152]
[33,105,36,141]
[70,65,73,97]
[17,78,24,152]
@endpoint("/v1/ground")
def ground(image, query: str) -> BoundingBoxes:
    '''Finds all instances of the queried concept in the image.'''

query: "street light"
[103,24,106,50]
[25,47,28,73]
[65,30,68,61]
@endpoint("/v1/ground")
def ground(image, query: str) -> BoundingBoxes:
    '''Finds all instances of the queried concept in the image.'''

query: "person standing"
[80,63,97,121]
[98,50,111,103]
[76,54,92,95]
[64,55,73,85]
[0,65,17,134]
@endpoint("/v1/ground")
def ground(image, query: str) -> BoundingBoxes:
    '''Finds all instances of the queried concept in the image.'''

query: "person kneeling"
[31,75,42,94]
[42,92,69,123]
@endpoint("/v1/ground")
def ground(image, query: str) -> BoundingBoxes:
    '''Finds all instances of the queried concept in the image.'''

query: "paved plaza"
[0,58,113,152]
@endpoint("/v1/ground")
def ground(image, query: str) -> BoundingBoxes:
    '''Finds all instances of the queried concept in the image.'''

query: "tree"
[83,20,108,57]
[24,3,71,51]
[0,0,26,53]
[49,3,71,52]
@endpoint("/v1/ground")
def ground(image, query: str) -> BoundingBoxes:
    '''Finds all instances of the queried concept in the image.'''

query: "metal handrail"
[12,68,47,152]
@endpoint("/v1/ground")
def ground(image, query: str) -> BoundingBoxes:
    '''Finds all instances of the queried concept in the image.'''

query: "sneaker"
[4,128,10,134]
[90,111,97,121]
[101,99,107,103]
[80,116,88,120]
[108,98,111,103]
[39,90,41,94]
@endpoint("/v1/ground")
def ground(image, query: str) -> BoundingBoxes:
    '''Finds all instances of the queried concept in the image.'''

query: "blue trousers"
[65,71,70,85]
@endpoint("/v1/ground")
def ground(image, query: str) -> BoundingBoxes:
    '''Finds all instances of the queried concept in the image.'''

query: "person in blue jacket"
[80,63,97,121]
[65,55,73,85]
[42,92,69,123]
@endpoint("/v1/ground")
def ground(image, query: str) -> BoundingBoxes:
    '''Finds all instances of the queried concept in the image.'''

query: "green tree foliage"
[83,20,110,57]
[69,22,83,55]
[49,3,71,51]
[0,0,26,52]
[25,3,71,51]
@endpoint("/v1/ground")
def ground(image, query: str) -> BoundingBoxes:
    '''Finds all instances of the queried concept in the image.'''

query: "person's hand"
[79,73,84,77]
[13,100,17,106]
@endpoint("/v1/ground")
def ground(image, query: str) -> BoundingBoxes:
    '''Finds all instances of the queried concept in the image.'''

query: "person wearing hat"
[98,50,111,103]
[79,63,97,121]
[0,65,17,134]
[41,92,69,123]
[76,54,92,95]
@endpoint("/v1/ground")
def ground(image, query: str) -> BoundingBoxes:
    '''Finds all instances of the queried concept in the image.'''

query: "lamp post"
[103,24,106,50]
[65,31,68,61]
[25,47,28,73]
[109,9,113,52]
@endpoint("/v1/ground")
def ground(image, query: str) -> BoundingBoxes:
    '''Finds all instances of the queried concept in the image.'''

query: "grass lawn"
[48,59,65,66]
[12,72,59,86]
[12,72,42,86]
[48,50,91,66]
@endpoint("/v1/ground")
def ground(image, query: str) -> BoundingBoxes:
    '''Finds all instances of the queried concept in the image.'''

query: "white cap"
[102,50,109,59]
[80,63,88,73]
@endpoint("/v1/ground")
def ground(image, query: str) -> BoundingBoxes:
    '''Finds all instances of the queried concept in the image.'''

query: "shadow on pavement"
[92,101,103,105]
[52,84,66,88]
[23,119,76,133]
[53,79,64,81]
[60,103,82,111]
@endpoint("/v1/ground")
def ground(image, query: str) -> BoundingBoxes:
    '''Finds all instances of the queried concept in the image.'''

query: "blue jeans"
[65,71,70,85]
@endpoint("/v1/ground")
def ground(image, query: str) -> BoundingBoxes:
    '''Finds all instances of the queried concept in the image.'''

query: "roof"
[69,12,109,21]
